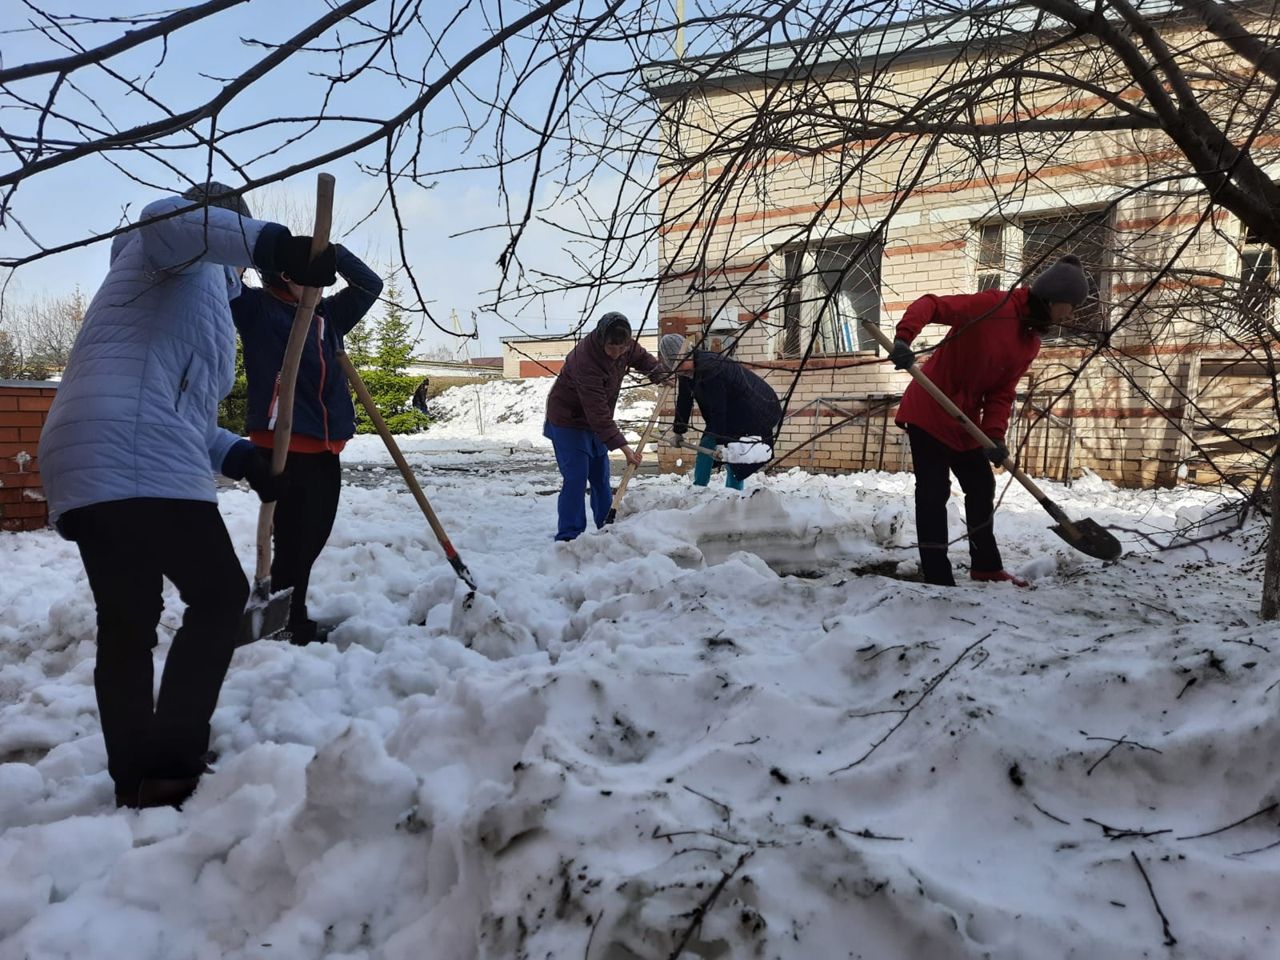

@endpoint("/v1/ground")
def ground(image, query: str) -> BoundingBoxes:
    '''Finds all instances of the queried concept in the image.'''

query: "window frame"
[775,235,884,359]
[971,208,1113,344]
[1238,225,1277,340]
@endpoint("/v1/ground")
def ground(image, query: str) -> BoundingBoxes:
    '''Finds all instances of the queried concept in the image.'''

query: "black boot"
[137,775,201,810]
[274,619,330,646]
[115,786,140,809]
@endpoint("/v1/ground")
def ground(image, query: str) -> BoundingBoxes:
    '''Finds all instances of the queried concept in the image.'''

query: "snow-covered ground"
[2,379,1278,960]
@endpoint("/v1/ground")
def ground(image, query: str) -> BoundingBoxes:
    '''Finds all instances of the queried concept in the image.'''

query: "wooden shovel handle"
[608,379,671,514]
[339,353,446,546]
[338,352,476,589]
[255,173,335,583]
[861,321,1081,536]
[608,335,691,518]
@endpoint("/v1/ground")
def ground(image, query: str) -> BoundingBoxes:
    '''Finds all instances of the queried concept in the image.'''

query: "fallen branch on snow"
[1084,817,1171,841]
[667,850,755,960]
[1082,732,1162,776]
[1177,802,1279,841]
[1130,851,1177,947]
[830,633,991,774]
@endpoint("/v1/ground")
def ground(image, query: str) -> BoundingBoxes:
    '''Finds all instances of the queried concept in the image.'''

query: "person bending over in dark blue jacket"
[40,182,337,811]
[657,333,782,489]
[232,247,383,646]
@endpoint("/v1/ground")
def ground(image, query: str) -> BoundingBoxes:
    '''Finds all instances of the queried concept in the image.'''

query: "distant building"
[403,356,504,380]
[500,332,661,379]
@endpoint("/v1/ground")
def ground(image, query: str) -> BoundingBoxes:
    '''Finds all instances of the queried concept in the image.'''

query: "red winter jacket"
[545,332,662,449]
[893,287,1041,452]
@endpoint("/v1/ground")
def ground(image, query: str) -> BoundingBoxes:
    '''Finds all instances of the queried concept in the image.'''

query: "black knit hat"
[181,181,251,218]
[1030,255,1089,306]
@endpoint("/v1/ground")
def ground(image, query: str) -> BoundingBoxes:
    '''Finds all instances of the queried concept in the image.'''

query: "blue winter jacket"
[40,196,285,523]
[231,246,382,444]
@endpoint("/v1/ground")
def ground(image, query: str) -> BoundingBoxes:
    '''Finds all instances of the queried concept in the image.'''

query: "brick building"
[641,8,1277,488]
[500,332,661,378]
[0,380,57,532]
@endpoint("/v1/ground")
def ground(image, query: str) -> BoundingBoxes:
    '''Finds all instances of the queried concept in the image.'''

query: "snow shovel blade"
[1050,516,1122,561]
[235,581,293,647]
[448,555,478,592]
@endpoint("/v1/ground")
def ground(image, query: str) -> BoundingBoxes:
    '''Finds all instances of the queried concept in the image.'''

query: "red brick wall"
[0,381,57,532]
[519,359,564,377]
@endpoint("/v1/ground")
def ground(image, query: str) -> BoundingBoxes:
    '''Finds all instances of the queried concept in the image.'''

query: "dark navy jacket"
[232,246,382,445]
[674,350,782,445]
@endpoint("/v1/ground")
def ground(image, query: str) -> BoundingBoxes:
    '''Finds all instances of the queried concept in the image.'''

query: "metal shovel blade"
[235,582,293,647]
[1050,517,1123,561]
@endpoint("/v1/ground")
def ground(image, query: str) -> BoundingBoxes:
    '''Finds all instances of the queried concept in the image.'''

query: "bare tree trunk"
[1262,456,1280,620]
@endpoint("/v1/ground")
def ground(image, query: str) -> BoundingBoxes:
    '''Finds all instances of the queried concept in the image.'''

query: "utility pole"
[674,0,685,59]
[450,308,484,436]
[450,309,472,363]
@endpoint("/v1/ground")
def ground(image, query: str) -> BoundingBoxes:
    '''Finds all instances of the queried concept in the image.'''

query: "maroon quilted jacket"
[546,327,662,449]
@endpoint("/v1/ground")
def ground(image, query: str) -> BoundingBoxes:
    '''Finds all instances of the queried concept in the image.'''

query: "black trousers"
[907,425,1002,586]
[60,498,249,795]
[270,450,341,625]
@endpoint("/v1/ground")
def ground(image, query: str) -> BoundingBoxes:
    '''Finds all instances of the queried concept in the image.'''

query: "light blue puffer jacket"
[40,196,280,523]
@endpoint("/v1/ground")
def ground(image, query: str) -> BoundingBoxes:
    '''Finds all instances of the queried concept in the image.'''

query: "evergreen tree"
[350,274,429,434]
[217,337,248,435]
[374,278,416,374]
[345,313,374,367]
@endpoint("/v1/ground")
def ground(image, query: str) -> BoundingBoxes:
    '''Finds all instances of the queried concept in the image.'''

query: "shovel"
[604,375,678,525]
[337,351,477,592]
[862,321,1122,561]
[236,172,335,646]
[670,434,723,461]
[338,353,529,650]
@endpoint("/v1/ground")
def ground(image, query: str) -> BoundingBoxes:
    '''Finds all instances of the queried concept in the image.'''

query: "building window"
[1239,227,1276,338]
[976,222,1004,291]
[973,210,1111,342]
[779,238,882,357]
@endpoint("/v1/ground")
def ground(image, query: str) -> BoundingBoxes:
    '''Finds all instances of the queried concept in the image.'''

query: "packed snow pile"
[723,436,771,464]
[1,448,1278,960]
[424,375,656,442]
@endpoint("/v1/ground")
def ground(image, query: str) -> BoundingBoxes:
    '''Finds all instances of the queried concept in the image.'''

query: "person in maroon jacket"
[890,255,1090,587]
[543,312,662,540]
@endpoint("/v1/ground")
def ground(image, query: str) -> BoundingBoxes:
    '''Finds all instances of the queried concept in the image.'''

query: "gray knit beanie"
[1030,255,1089,306]
[181,181,251,218]
[658,334,688,370]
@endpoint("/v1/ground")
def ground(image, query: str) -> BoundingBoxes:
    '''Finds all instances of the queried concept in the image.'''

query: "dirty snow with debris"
[1,379,1279,960]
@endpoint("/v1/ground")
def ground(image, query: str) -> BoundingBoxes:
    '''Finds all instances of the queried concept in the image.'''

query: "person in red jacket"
[543,312,662,540]
[890,255,1090,587]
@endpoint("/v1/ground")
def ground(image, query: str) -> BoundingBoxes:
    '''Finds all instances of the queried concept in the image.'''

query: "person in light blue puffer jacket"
[40,182,337,811]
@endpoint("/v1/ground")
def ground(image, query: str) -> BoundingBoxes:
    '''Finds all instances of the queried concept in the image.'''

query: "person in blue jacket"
[39,181,336,811]
[231,246,383,645]
[658,333,782,488]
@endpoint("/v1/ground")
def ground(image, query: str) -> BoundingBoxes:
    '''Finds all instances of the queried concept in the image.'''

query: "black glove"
[985,439,1010,467]
[240,447,288,503]
[672,423,688,436]
[889,338,915,370]
[275,232,337,288]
